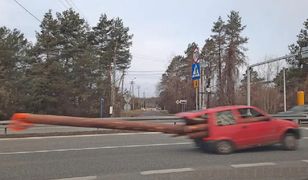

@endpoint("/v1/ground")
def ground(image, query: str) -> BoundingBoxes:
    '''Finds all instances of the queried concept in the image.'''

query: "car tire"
[282,133,298,151]
[215,140,234,154]
[194,139,210,152]
[194,138,203,148]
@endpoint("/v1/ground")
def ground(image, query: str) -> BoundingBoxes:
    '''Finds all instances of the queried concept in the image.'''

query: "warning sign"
[193,80,199,88]
[192,63,200,80]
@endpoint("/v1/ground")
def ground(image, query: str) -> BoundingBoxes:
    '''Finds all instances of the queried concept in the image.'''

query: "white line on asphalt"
[301,127,308,130]
[0,142,192,155]
[231,162,276,168]
[0,132,161,141]
[303,137,308,139]
[53,176,97,180]
[302,160,308,163]
[140,168,195,175]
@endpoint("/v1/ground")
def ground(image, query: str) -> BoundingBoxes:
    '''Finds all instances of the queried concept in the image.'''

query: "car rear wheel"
[282,133,298,151]
[215,141,234,154]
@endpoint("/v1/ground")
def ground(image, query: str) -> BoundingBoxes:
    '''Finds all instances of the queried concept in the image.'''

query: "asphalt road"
[0,129,308,180]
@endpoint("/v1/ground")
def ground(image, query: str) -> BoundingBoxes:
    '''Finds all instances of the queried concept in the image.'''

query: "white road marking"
[231,162,276,168]
[303,137,308,139]
[53,176,97,180]
[0,132,161,141]
[302,160,308,163]
[140,168,194,175]
[0,142,192,155]
[301,127,308,130]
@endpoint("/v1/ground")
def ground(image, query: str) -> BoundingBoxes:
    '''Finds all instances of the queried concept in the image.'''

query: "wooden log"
[184,124,208,133]
[9,113,186,135]
[187,131,208,139]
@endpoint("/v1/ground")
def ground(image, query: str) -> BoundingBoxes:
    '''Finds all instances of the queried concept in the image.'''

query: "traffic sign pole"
[195,87,198,110]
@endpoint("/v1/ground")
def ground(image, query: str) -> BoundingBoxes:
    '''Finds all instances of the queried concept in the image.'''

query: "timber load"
[9,113,208,139]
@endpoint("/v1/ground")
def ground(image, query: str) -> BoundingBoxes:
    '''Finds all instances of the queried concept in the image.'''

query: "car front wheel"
[282,133,298,151]
[215,141,234,154]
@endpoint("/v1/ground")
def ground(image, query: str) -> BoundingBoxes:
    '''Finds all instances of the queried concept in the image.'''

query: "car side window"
[238,108,264,119]
[216,110,236,126]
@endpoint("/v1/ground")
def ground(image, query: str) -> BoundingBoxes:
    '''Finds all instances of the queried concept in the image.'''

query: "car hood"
[274,118,299,128]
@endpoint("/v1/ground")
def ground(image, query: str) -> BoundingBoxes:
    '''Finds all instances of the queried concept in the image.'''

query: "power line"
[68,0,88,20]
[58,0,70,9]
[64,0,88,22]
[13,0,41,23]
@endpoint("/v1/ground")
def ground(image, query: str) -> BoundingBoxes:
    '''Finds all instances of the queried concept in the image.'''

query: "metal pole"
[100,97,104,118]
[195,87,198,110]
[283,68,287,112]
[199,75,202,109]
[203,68,207,108]
[247,67,251,106]
[132,81,135,110]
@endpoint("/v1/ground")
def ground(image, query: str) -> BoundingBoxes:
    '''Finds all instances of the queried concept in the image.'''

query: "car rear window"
[216,110,236,126]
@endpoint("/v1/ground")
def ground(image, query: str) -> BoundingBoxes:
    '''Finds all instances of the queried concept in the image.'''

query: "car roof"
[202,105,253,113]
[176,105,255,118]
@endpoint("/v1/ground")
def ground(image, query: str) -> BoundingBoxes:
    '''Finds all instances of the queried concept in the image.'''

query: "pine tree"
[92,15,133,116]
[0,27,30,119]
[224,11,248,105]
[210,17,226,104]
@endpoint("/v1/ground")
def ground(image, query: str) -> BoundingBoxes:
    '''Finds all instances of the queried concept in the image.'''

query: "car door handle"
[242,125,248,128]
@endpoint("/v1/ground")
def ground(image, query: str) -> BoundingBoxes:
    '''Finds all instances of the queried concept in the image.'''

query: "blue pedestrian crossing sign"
[192,63,200,80]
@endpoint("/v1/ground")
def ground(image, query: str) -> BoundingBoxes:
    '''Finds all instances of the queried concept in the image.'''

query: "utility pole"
[143,91,146,109]
[137,86,140,109]
[283,68,287,112]
[130,80,135,110]
[247,54,295,106]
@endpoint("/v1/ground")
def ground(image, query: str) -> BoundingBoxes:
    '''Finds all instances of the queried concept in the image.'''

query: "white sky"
[1,0,307,97]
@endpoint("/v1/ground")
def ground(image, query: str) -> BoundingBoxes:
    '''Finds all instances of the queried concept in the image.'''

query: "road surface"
[0,128,308,180]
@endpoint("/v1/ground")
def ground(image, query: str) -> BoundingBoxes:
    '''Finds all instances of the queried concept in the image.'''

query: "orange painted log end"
[9,113,33,131]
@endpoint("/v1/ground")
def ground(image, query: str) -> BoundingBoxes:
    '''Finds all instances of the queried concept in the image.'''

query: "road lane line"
[0,142,192,155]
[53,176,97,180]
[0,132,161,141]
[302,160,308,163]
[301,127,308,130]
[140,168,194,175]
[231,162,276,168]
[303,137,308,139]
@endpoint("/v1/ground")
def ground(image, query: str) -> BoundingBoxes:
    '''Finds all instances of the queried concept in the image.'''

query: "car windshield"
[1,1,307,180]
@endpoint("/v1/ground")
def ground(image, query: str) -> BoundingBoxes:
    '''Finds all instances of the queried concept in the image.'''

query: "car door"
[236,108,276,146]
[211,110,244,146]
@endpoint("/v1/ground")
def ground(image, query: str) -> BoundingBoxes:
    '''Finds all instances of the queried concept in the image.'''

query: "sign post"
[176,100,187,112]
[192,63,200,110]
[192,47,201,110]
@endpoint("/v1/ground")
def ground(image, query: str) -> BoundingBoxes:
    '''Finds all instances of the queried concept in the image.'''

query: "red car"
[177,105,301,154]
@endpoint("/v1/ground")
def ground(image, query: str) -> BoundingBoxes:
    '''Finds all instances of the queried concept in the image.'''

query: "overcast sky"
[1,0,307,97]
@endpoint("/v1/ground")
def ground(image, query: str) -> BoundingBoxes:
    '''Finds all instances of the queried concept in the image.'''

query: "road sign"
[193,48,200,63]
[179,100,187,104]
[124,103,131,111]
[124,94,131,103]
[193,80,199,88]
[176,100,187,104]
[192,63,201,80]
